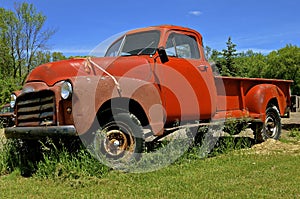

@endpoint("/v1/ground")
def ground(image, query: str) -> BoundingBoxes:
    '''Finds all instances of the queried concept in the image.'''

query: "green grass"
[0,153,299,198]
[0,126,299,198]
[288,128,300,139]
[280,128,300,144]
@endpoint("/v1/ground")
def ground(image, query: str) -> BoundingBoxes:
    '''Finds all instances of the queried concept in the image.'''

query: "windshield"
[105,30,160,57]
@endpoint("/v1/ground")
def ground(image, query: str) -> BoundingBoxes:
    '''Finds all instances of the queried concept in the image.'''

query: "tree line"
[206,37,300,95]
[0,2,299,106]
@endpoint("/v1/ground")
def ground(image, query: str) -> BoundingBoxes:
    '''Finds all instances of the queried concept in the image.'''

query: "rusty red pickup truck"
[5,25,292,163]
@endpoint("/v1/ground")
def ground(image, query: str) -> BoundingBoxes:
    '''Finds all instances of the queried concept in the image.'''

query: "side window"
[166,33,200,59]
[105,37,123,57]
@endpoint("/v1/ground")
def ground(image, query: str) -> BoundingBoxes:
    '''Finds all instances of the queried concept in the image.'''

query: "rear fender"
[245,84,287,120]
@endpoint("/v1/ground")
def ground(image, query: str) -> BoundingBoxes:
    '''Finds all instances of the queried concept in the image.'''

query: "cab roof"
[125,25,202,39]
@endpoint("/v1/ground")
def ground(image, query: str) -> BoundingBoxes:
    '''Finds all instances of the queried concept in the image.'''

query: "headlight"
[61,81,73,99]
[10,94,17,108]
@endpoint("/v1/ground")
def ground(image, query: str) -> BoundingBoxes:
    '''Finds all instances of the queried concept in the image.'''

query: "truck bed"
[212,76,293,121]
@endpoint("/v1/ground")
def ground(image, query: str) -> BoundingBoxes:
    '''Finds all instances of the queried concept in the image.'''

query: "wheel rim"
[105,130,128,156]
[101,122,135,158]
[264,115,278,138]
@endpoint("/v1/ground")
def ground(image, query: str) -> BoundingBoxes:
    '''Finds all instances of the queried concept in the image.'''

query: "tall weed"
[0,137,110,179]
[0,119,254,178]
[0,139,24,175]
[34,138,110,179]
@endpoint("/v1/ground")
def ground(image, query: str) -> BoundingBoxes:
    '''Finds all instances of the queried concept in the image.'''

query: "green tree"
[0,2,56,83]
[264,45,300,95]
[221,37,237,76]
[0,8,15,78]
[52,52,66,62]
[204,46,223,75]
[204,45,212,60]
[210,49,223,75]
[0,3,58,105]
[32,51,66,67]
[234,50,268,78]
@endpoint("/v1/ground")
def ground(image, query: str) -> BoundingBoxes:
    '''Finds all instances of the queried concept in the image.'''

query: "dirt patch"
[249,138,300,155]
[239,112,300,155]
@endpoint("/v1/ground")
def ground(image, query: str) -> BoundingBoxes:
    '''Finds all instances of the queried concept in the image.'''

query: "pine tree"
[222,37,237,76]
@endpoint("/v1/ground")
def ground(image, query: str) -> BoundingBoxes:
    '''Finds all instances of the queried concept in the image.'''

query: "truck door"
[156,31,217,122]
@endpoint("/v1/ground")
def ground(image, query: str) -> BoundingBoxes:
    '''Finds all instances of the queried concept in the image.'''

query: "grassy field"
[0,128,299,198]
[0,152,299,198]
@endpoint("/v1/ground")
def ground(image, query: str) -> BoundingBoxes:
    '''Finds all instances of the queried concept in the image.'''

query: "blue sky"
[1,0,300,56]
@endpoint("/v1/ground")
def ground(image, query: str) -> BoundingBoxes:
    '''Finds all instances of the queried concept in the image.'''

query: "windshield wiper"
[137,41,155,55]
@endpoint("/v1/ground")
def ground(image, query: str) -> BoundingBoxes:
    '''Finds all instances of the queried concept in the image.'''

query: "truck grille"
[16,90,56,127]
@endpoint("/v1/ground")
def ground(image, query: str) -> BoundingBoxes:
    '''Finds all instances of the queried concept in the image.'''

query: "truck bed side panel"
[214,76,292,119]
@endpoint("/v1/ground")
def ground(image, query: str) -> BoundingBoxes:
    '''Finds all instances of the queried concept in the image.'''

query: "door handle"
[198,65,208,72]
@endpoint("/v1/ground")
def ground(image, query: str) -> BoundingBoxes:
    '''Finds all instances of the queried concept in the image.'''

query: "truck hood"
[26,56,152,86]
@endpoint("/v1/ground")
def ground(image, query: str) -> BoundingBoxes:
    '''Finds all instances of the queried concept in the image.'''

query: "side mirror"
[157,47,169,64]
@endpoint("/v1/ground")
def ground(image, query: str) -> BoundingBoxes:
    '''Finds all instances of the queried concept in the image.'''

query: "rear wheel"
[92,112,144,168]
[253,105,282,143]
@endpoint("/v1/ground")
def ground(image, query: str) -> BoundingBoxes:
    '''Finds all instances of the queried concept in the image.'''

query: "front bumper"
[5,125,77,140]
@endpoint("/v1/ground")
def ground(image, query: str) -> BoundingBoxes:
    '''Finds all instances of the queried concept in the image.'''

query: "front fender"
[245,84,287,118]
[72,76,164,135]
[116,77,165,136]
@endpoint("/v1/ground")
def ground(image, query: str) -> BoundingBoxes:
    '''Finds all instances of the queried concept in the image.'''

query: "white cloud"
[188,11,202,16]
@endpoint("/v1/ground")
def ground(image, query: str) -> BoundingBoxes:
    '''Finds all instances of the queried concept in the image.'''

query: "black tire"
[253,106,282,143]
[92,112,144,168]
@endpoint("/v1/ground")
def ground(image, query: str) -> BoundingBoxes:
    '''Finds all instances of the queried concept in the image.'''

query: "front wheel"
[253,106,282,143]
[92,112,144,169]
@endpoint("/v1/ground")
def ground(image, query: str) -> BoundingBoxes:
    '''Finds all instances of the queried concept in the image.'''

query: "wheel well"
[267,98,279,111]
[97,98,149,127]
